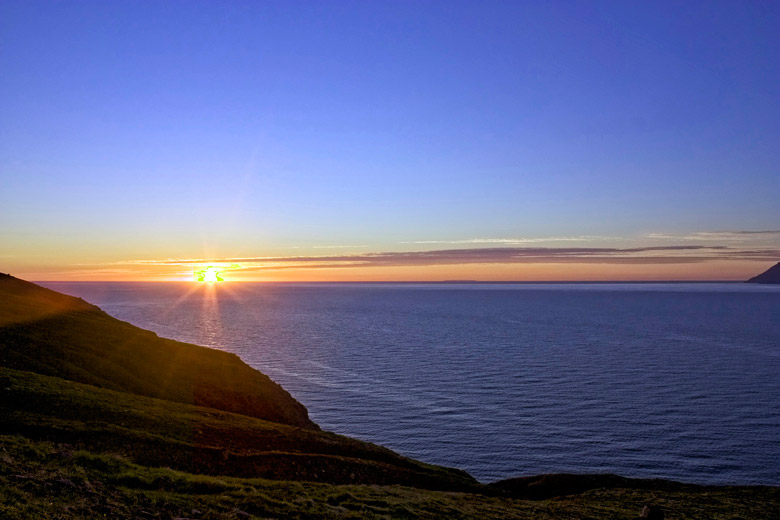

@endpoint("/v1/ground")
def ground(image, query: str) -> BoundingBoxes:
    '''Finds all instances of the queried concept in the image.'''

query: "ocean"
[41,282,780,485]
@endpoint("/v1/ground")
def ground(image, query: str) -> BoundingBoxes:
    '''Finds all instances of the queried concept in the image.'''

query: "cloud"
[647,230,780,241]
[402,236,615,245]
[115,245,780,272]
[310,245,368,249]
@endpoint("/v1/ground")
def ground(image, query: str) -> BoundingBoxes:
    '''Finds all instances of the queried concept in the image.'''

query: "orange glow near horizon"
[11,259,773,283]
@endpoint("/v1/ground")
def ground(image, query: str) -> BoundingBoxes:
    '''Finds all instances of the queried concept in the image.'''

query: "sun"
[195,266,224,283]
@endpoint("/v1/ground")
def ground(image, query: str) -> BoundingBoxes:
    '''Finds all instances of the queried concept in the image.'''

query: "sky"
[1,0,779,281]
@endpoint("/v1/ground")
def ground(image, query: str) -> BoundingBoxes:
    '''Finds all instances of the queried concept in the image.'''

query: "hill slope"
[747,262,780,283]
[0,273,481,492]
[0,367,481,492]
[0,273,314,429]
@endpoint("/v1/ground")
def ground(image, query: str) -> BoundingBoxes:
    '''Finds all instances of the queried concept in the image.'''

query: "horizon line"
[34,279,750,284]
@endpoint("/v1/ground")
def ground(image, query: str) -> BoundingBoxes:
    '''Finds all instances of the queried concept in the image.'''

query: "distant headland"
[746,262,780,284]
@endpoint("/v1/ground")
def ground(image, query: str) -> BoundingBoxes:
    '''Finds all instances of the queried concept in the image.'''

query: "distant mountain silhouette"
[746,262,780,284]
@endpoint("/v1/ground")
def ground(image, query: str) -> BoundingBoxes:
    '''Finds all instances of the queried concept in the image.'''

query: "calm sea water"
[42,282,780,485]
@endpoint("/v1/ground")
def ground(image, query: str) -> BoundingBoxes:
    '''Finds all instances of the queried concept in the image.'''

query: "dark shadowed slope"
[747,262,780,284]
[0,273,314,429]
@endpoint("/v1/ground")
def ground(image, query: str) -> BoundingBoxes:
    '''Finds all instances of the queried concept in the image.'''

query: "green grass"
[0,367,479,492]
[0,273,314,429]
[2,434,778,519]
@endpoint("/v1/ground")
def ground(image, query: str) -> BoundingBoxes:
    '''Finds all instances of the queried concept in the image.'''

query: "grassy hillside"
[1,273,778,518]
[3,432,777,520]
[0,367,480,492]
[0,273,314,430]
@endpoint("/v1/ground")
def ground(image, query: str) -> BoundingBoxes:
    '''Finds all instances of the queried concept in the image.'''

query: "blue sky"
[1,1,779,280]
